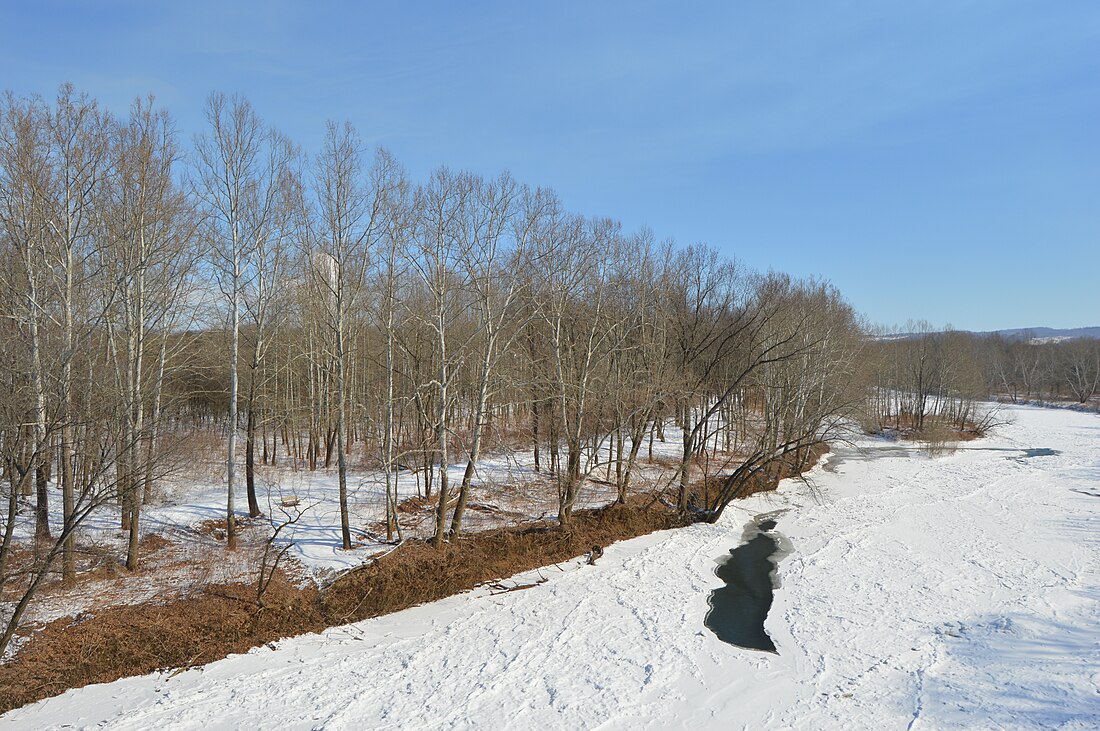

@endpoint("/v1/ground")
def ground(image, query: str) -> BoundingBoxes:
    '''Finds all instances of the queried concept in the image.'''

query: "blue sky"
[3,1,1098,330]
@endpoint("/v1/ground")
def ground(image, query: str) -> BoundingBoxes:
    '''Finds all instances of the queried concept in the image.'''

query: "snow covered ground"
[3,425,689,657]
[5,404,1098,729]
[15,425,691,580]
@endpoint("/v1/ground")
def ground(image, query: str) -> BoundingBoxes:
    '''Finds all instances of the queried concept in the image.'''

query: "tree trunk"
[450,344,494,538]
[531,398,541,472]
[245,369,261,517]
[226,278,240,551]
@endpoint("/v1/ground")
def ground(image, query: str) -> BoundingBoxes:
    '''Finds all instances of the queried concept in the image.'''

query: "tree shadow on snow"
[916,610,1100,728]
[913,515,1100,728]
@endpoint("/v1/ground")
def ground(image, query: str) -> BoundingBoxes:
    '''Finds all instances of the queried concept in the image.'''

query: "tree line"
[15,87,1043,655]
[865,323,1100,437]
[984,334,1100,405]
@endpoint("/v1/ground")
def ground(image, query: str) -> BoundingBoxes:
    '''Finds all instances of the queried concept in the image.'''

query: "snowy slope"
[5,405,1099,730]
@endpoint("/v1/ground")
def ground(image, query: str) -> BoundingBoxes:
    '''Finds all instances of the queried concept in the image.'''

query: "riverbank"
[5,405,1098,728]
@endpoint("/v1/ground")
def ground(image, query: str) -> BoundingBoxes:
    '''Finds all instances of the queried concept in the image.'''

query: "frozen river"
[5,405,1099,730]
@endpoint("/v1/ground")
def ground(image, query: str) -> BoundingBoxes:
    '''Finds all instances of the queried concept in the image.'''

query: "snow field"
[4,405,1098,729]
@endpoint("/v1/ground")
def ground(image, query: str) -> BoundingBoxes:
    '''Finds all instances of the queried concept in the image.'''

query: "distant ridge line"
[878,326,1100,342]
[975,326,1100,339]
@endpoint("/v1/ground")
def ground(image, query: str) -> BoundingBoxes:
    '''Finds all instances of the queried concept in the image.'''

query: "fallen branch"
[486,574,548,595]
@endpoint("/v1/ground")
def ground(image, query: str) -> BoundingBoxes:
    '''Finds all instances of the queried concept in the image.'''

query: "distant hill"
[976,327,1100,341]
[877,327,1100,343]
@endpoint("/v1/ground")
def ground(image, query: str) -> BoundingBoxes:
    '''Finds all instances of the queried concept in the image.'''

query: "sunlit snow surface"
[11,425,696,582]
[5,405,1099,729]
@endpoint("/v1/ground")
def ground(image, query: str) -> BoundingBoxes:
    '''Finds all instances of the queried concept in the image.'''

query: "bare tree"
[406,168,470,548]
[100,96,193,569]
[194,93,289,550]
[531,214,634,529]
[448,173,536,538]
[308,123,389,549]
[40,85,108,579]
[0,92,53,545]
[371,150,411,541]
[1060,338,1100,404]
[241,136,298,517]
[662,250,814,512]
[701,277,864,521]
[0,387,130,657]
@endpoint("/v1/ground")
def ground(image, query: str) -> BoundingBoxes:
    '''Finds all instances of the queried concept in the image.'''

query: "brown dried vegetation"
[0,498,685,714]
